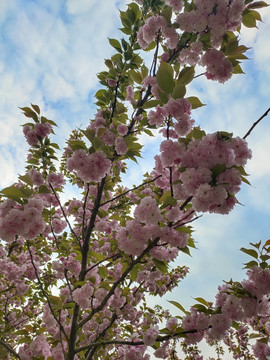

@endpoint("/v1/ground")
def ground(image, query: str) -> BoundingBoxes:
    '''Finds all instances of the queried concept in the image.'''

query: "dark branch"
[100,175,162,207]
[0,338,21,359]
[243,107,270,139]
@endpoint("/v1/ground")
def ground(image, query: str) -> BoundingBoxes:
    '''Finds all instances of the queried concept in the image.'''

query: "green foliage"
[156,61,175,94]
[242,8,262,27]
[168,300,189,315]
[178,66,195,85]
[142,0,164,14]
[187,96,205,109]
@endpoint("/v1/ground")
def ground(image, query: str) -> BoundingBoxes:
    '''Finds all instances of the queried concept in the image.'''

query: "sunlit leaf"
[108,38,122,53]
[240,247,258,259]
[153,259,168,273]
[156,61,174,94]
[178,66,195,85]
[168,300,189,314]
[247,1,269,9]
[187,96,205,109]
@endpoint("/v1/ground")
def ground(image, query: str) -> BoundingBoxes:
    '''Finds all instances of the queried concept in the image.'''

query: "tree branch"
[100,175,162,207]
[49,183,82,250]
[0,338,21,359]
[243,107,270,139]
[75,327,209,353]
[78,237,161,329]
[26,242,69,342]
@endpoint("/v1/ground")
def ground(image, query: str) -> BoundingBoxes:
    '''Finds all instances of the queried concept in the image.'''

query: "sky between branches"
[0,0,270,338]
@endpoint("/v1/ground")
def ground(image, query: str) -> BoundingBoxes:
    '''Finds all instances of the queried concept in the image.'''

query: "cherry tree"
[0,0,270,359]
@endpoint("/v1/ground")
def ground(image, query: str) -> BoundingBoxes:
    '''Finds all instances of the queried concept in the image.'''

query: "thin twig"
[100,175,162,207]
[75,327,210,353]
[26,242,69,342]
[78,237,160,329]
[0,338,20,359]
[110,79,120,123]
[243,107,270,139]
[150,33,160,77]
[49,183,82,250]
[180,195,193,210]
[82,184,90,241]
[174,214,202,229]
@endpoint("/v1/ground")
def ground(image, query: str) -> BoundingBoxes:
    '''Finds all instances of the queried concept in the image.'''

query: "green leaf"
[223,37,239,55]
[172,83,186,99]
[168,300,189,314]
[98,266,108,279]
[179,246,191,256]
[69,140,87,151]
[187,96,205,109]
[192,304,208,313]
[19,187,33,198]
[126,8,136,23]
[48,295,62,305]
[232,45,251,54]
[129,69,142,84]
[141,64,149,78]
[38,185,51,194]
[242,11,257,28]
[144,129,154,136]
[120,11,131,29]
[156,61,174,94]
[240,247,258,259]
[50,142,60,150]
[249,9,262,21]
[128,2,140,18]
[142,100,160,109]
[187,126,206,139]
[42,117,57,127]
[19,174,33,186]
[153,259,168,273]
[193,297,210,307]
[162,5,172,22]
[0,185,26,201]
[178,66,195,85]
[212,164,227,180]
[177,226,192,234]
[130,266,138,282]
[241,175,251,186]
[31,103,40,114]
[232,64,245,74]
[20,107,39,122]
[160,195,177,209]
[159,190,171,203]
[158,90,169,105]
[108,38,122,53]
[247,1,269,9]
[260,254,270,261]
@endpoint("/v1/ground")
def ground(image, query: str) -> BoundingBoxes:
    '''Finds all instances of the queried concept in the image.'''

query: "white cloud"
[42,73,75,100]
[66,0,93,15]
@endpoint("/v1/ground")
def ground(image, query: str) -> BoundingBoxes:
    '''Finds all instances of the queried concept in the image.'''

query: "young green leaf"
[156,61,174,94]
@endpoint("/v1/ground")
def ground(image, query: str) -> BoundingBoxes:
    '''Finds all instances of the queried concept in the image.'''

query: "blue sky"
[0,1,270,357]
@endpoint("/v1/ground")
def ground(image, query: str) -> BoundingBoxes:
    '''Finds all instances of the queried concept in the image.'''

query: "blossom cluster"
[23,121,52,146]
[176,0,245,47]
[148,98,194,136]
[153,132,251,214]
[201,48,233,83]
[67,149,111,183]
[0,197,46,242]
[180,266,270,359]
[137,15,178,50]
